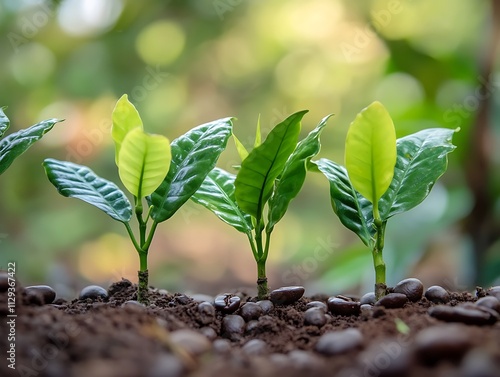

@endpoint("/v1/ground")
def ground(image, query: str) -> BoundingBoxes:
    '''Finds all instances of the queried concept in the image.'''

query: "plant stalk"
[256,258,268,300]
[373,218,387,300]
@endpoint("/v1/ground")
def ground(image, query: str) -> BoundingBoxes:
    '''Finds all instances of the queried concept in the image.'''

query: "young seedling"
[191,112,331,299]
[312,101,458,300]
[44,95,233,304]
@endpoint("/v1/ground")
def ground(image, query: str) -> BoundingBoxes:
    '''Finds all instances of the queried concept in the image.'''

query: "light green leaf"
[232,132,249,161]
[380,128,457,220]
[345,101,396,211]
[118,128,171,198]
[254,115,261,148]
[235,110,307,219]
[267,114,331,231]
[191,167,253,233]
[43,158,132,223]
[150,118,233,222]
[0,107,9,138]
[112,94,143,164]
[0,118,61,175]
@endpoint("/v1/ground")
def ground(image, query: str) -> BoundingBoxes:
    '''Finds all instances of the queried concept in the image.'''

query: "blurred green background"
[1,0,499,298]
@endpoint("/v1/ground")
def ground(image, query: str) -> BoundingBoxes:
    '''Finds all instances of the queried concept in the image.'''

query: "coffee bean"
[213,339,231,354]
[148,354,183,377]
[359,341,412,377]
[221,315,246,341]
[79,285,108,301]
[414,325,472,364]
[256,300,274,314]
[270,286,305,305]
[360,304,373,314]
[199,326,217,340]
[487,286,500,301]
[214,294,241,314]
[175,294,191,305]
[393,278,423,302]
[305,307,326,327]
[245,320,260,333]
[170,329,212,356]
[375,293,408,309]
[428,304,497,325]
[239,302,263,322]
[328,297,361,316]
[425,285,450,304]
[476,296,500,314]
[242,339,267,355]
[360,292,376,305]
[197,301,215,325]
[0,271,9,292]
[25,285,56,305]
[306,301,327,311]
[460,348,500,377]
[121,300,145,310]
[315,329,364,355]
[288,350,324,369]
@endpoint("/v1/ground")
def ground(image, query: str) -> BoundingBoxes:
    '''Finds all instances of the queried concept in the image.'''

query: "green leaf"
[43,158,132,223]
[254,115,262,148]
[150,118,233,222]
[0,118,61,175]
[0,107,9,138]
[235,110,307,219]
[380,128,457,220]
[345,101,396,210]
[267,114,331,231]
[191,167,253,233]
[314,158,375,247]
[112,94,143,164]
[118,129,171,198]
[232,132,249,161]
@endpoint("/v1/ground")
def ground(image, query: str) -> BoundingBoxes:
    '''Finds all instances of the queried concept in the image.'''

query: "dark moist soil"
[2,279,500,377]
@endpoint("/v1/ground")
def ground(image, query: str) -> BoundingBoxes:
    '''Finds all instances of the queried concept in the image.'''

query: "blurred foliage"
[0,0,499,296]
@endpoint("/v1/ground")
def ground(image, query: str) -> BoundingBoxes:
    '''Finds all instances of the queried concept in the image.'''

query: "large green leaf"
[235,111,307,219]
[0,118,61,175]
[150,118,233,222]
[314,158,375,247]
[345,101,396,207]
[191,167,253,233]
[0,107,9,138]
[380,128,457,220]
[118,128,171,198]
[112,94,143,164]
[267,114,331,231]
[43,159,132,223]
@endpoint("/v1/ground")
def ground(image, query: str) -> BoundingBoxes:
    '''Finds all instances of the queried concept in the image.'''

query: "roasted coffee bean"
[375,293,408,309]
[245,320,260,333]
[79,285,108,301]
[214,294,241,314]
[25,285,56,305]
[487,286,500,301]
[414,325,472,364]
[242,339,267,355]
[306,301,328,311]
[256,300,274,314]
[328,297,361,316]
[213,339,231,354]
[476,296,500,314]
[221,315,246,341]
[428,304,497,326]
[460,348,500,377]
[148,355,183,377]
[122,300,145,310]
[240,302,263,322]
[288,350,324,369]
[270,286,305,305]
[170,329,212,356]
[304,307,327,327]
[393,278,424,302]
[360,292,376,305]
[199,326,217,340]
[315,329,364,355]
[425,285,450,304]
[197,301,216,325]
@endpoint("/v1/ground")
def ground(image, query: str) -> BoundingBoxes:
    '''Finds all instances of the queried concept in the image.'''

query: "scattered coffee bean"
[375,293,408,309]
[245,320,260,333]
[121,300,145,309]
[306,301,327,311]
[197,302,216,325]
[359,341,412,377]
[428,304,497,326]
[393,278,423,302]
[157,289,169,296]
[242,339,267,355]
[288,350,323,369]
[414,325,472,364]
[315,329,364,355]
[199,326,217,340]
[270,286,305,305]
[360,304,373,314]
[360,292,376,305]
[175,294,191,305]
[328,297,361,316]
[476,296,500,314]
[213,339,231,354]
[0,271,9,292]
[221,315,246,341]
[487,286,500,301]
[190,294,214,304]
[425,285,450,304]
[304,307,326,327]
[25,285,56,305]
[79,285,108,301]
[148,354,184,377]
[170,329,211,356]
[239,302,263,322]
[214,294,241,314]
[256,300,274,314]
[460,348,500,377]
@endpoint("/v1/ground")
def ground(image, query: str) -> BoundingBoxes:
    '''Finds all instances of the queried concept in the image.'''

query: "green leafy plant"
[44,95,233,304]
[312,101,458,299]
[0,107,61,175]
[192,112,331,299]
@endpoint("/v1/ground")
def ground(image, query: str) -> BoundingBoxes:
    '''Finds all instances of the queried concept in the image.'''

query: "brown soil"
[2,279,500,377]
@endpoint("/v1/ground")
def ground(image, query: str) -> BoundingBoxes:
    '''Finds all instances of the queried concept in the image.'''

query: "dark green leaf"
[150,118,233,222]
[380,128,457,220]
[235,110,307,219]
[267,114,331,231]
[0,118,61,175]
[43,158,132,223]
[191,167,253,233]
[314,158,375,247]
[0,107,9,138]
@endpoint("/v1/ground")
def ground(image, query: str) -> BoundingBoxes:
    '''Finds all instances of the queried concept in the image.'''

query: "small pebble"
[304,307,327,327]
[425,285,450,304]
[221,315,246,341]
[197,302,216,325]
[213,339,232,354]
[393,278,423,302]
[199,326,217,340]
[256,300,274,314]
[214,294,241,314]
[487,286,500,301]
[79,285,108,301]
[414,325,472,364]
[315,329,364,355]
[24,285,56,305]
[240,302,263,322]
[270,286,305,305]
[375,293,408,309]
[476,296,500,314]
[428,304,497,325]
[0,271,9,292]
[306,301,328,311]
[169,329,212,356]
[121,300,145,309]
[190,294,214,304]
[328,297,361,316]
[148,354,183,377]
[360,292,376,305]
[242,339,268,355]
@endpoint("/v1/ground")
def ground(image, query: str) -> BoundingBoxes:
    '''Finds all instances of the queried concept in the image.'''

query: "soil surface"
[2,278,500,377]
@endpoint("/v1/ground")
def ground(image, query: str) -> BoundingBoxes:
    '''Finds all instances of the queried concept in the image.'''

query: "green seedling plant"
[191,112,331,299]
[312,101,458,300]
[44,95,233,304]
